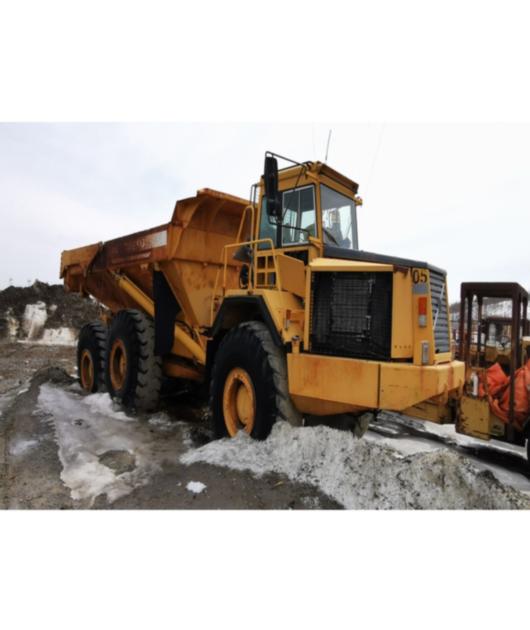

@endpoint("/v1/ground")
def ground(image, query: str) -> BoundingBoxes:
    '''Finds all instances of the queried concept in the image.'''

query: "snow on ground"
[368,412,530,495]
[22,302,47,340]
[37,384,183,505]
[17,327,77,346]
[31,380,530,509]
[5,308,19,339]
[39,327,76,346]
[9,438,40,457]
[186,481,207,494]
[181,421,530,509]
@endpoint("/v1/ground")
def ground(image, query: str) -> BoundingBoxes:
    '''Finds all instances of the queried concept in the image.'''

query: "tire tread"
[210,321,302,439]
[105,309,162,411]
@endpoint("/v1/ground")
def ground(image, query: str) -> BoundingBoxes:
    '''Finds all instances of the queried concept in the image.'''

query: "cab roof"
[276,160,359,195]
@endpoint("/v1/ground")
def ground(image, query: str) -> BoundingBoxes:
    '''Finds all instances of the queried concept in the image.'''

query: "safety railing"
[210,236,284,326]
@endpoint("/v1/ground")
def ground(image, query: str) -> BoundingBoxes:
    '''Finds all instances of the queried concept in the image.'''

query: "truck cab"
[257,160,360,255]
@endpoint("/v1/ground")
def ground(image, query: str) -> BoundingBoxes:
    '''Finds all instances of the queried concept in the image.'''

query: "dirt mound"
[0,281,101,343]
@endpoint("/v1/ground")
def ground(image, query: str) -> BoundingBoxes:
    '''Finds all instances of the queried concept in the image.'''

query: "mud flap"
[352,413,372,438]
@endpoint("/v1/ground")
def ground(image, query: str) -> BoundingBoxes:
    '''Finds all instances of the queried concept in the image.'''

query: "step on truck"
[61,153,465,439]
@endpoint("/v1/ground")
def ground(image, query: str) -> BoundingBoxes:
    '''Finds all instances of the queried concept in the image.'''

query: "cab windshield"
[321,185,358,250]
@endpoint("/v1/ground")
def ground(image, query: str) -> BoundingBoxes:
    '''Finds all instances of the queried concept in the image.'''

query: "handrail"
[210,237,283,326]
[223,238,282,291]
[235,204,255,244]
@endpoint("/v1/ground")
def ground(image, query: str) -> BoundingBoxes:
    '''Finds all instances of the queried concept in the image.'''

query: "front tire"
[105,309,162,412]
[210,321,302,440]
[77,321,107,393]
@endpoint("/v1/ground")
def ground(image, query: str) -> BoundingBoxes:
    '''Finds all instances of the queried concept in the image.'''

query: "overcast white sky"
[1,122,528,302]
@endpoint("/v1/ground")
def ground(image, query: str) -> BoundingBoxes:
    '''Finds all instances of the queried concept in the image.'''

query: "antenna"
[324,129,332,163]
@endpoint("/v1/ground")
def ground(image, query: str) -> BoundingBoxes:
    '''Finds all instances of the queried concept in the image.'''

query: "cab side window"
[259,185,316,248]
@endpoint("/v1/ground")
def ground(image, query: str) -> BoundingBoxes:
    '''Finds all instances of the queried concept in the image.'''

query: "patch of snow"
[37,384,184,505]
[300,495,321,509]
[175,422,196,449]
[370,412,530,496]
[40,327,76,346]
[18,327,77,346]
[365,430,441,457]
[79,392,133,422]
[181,422,529,509]
[186,480,207,494]
[22,302,47,340]
[5,308,19,340]
[9,438,39,456]
[148,412,176,431]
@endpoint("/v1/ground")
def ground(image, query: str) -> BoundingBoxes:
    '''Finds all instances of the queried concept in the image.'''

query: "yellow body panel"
[456,395,506,440]
[379,361,464,410]
[275,254,306,298]
[288,353,380,413]
[257,289,304,343]
[287,352,465,416]
[391,269,414,358]
[457,396,493,440]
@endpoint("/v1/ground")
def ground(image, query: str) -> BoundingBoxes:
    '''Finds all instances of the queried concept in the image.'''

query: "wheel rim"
[80,350,94,392]
[109,338,127,391]
[222,367,256,436]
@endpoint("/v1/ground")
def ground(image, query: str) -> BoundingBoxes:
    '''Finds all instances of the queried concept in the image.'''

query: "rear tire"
[210,321,302,440]
[77,321,107,393]
[105,309,162,412]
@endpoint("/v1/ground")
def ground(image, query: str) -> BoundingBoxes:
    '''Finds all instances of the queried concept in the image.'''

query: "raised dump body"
[62,156,465,440]
[62,188,247,330]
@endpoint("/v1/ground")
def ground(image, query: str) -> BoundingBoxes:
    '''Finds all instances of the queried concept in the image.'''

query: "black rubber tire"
[210,321,302,440]
[105,309,162,412]
[77,321,107,393]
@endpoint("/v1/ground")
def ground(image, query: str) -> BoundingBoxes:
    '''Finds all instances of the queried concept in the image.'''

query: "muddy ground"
[0,342,340,509]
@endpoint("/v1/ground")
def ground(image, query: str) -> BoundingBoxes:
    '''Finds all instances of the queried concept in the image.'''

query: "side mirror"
[263,156,281,219]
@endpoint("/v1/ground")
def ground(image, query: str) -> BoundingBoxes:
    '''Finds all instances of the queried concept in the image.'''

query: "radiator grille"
[429,269,450,353]
[310,271,393,360]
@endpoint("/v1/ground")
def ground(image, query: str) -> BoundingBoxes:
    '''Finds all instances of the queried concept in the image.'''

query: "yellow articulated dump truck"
[61,153,465,439]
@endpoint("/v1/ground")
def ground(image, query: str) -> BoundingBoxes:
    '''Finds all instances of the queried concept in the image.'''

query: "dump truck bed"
[61,188,250,322]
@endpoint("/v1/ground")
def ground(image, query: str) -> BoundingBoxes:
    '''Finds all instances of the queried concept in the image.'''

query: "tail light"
[418,296,427,328]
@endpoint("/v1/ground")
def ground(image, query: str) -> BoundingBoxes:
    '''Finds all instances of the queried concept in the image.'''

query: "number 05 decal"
[412,269,428,284]
[412,268,429,294]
